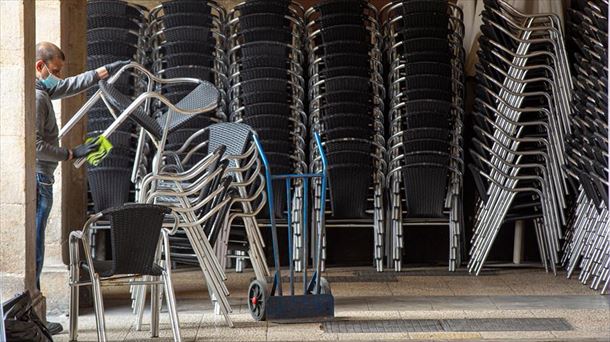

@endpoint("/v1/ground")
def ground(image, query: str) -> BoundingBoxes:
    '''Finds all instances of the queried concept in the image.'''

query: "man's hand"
[103,60,131,77]
[70,140,100,159]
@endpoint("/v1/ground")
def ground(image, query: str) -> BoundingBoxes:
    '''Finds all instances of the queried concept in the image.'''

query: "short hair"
[35,42,65,63]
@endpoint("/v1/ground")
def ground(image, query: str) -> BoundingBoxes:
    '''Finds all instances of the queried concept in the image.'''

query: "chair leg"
[163,271,182,342]
[150,281,160,337]
[92,276,107,342]
[68,283,79,341]
[135,283,147,331]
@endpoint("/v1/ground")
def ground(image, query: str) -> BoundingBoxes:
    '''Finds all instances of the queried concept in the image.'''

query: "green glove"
[85,136,113,166]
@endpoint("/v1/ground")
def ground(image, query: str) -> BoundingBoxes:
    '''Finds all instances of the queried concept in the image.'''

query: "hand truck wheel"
[247,279,268,321]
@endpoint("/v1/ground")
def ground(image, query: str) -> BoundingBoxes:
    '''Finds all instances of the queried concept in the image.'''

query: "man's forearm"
[36,140,70,161]
[47,69,100,100]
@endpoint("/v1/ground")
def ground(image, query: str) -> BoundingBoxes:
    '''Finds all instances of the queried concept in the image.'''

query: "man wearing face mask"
[35,41,129,335]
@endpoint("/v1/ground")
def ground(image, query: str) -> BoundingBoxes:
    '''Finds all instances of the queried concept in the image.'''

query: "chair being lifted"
[58,63,239,326]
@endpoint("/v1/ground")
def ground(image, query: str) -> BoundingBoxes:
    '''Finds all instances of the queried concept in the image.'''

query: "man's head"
[35,42,65,80]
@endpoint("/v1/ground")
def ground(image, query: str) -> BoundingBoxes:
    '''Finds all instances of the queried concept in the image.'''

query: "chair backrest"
[160,81,220,133]
[98,80,164,139]
[104,204,170,276]
[207,122,253,168]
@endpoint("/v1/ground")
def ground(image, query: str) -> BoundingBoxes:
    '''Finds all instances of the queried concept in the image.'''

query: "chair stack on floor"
[87,68,235,326]
[85,0,148,215]
[381,0,465,272]
[147,0,228,265]
[562,0,609,294]
[306,0,386,271]
[467,0,572,275]
[227,0,308,269]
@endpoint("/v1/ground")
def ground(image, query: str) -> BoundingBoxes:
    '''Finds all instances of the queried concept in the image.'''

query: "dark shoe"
[47,321,63,335]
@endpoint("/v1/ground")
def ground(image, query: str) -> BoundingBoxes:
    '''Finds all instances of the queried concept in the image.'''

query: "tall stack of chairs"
[306,0,386,271]
[83,65,235,326]
[86,0,148,215]
[85,0,149,259]
[381,0,466,272]
[148,0,228,169]
[227,0,308,270]
[562,0,609,294]
[146,0,228,265]
[467,0,572,275]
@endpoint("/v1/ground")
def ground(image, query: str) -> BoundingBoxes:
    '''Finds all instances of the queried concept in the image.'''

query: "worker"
[35,41,129,335]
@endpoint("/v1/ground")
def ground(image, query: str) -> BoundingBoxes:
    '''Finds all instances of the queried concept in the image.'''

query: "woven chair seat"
[252,127,293,142]
[87,1,145,19]
[87,41,137,58]
[240,42,299,59]
[235,1,291,16]
[161,26,214,43]
[232,91,296,106]
[396,62,452,77]
[237,13,296,30]
[81,261,164,278]
[315,65,371,79]
[160,52,216,69]
[398,0,448,15]
[88,15,143,31]
[397,26,448,40]
[318,102,374,117]
[235,27,295,44]
[397,112,451,130]
[317,53,371,69]
[320,113,374,130]
[399,13,449,30]
[236,55,298,69]
[241,114,296,130]
[241,102,294,116]
[400,88,452,102]
[319,25,370,43]
[160,0,212,15]
[160,13,215,29]
[235,67,294,82]
[316,13,374,27]
[315,0,371,16]
[160,65,216,82]
[322,126,375,140]
[87,28,140,46]
[158,41,216,56]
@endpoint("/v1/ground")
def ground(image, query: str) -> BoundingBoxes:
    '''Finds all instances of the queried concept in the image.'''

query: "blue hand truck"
[247,132,334,323]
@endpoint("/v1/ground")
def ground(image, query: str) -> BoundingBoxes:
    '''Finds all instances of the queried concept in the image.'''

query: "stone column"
[0,0,41,315]
[35,0,88,314]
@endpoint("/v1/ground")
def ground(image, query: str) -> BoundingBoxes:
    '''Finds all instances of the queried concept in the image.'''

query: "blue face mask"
[40,64,61,89]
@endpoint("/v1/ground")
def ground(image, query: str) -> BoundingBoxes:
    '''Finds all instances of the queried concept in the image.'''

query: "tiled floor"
[49,266,610,341]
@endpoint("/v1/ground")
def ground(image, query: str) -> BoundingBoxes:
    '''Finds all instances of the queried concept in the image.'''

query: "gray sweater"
[35,70,99,176]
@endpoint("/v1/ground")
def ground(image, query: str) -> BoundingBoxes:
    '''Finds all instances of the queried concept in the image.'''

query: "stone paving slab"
[48,267,610,341]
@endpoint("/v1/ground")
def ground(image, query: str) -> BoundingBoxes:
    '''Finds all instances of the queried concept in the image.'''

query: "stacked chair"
[84,64,236,326]
[85,0,149,257]
[306,0,387,271]
[147,0,228,265]
[562,0,609,294]
[227,1,308,270]
[467,0,572,275]
[381,0,466,272]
